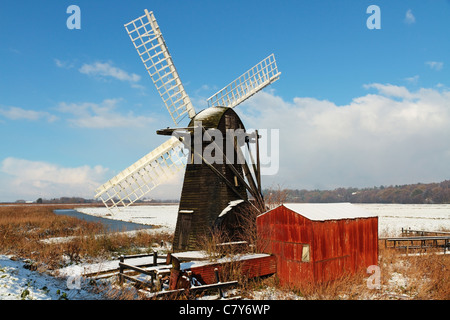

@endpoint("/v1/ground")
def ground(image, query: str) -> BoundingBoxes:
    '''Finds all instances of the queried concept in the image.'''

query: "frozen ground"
[1,203,449,300]
[0,254,102,300]
[78,205,179,234]
[355,203,450,236]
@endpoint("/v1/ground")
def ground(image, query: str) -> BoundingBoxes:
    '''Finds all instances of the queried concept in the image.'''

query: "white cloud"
[0,106,57,122]
[54,58,75,69]
[404,75,419,84]
[79,61,141,83]
[363,83,414,99]
[425,61,444,71]
[57,98,154,128]
[237,84,450,190]
[404,9,416,24]
[0,158,109,201]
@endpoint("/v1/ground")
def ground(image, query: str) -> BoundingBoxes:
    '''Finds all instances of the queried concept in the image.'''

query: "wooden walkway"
[116,242,276,299]
[401,228,450,236]
[380,235,450,253]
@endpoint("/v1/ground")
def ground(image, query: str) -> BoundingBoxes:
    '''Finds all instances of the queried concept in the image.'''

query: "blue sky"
[1,0,449,201]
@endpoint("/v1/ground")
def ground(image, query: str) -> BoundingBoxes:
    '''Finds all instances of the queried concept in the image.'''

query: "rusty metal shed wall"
[256,204,378,287]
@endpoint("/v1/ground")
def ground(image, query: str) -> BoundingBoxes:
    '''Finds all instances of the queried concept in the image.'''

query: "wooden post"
[153,250,158,266]
[214,268,224,299]
[150,271,155,286]
[119,255,124,285]
[157,275,162,291]
[169,256,181,290]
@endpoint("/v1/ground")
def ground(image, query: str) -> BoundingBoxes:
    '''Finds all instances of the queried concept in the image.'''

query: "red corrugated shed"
[256,203,378,287]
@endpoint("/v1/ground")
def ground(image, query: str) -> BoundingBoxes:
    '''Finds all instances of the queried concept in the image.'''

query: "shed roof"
[262,203,377,221]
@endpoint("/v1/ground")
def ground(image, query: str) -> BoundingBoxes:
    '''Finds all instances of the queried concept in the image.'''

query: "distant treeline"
[29,197,178,204]
[263,180,450,204]
[9,180,450,205]
[35,197,99,204]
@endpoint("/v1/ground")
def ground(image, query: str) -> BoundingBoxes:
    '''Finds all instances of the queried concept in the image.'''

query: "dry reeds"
[265,184,288,209]
[378,245,449,300]
[283,242,450,300]
[0,205,172,271]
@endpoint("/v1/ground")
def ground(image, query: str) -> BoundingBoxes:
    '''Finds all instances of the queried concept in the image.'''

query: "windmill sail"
[124,10,196,125]
[207,54,281,109]
[95,137,186,213]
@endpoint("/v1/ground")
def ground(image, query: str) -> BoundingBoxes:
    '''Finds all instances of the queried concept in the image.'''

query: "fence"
[117,250,241,299]
[381,235,450,254]
[118,251,171,290]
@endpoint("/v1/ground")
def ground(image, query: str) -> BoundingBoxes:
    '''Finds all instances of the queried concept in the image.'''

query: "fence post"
[214,268,224,299]
[169,256,181,290]
[119,255,124,285]
[153,250,158,266]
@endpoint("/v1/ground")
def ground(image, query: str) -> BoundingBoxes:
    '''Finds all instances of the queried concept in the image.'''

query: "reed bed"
[0,205,172,271]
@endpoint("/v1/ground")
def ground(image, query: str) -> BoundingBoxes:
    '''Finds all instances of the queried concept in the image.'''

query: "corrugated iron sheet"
[256,204,378,287]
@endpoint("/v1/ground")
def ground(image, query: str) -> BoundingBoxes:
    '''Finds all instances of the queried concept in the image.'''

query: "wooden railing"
[380,235,450,253]
[401,228,450,236]
[118,251,171,290]
[117,250,241,299]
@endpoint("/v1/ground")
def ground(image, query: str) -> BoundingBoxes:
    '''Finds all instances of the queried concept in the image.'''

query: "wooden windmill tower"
[95,10,281,252]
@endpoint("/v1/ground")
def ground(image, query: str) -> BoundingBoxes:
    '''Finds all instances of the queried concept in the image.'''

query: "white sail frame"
[124,10,196,125]
[207,54,281,109]
[95,137,186,213]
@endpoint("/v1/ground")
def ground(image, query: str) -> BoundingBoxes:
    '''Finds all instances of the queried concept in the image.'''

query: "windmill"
[95,10,281,251]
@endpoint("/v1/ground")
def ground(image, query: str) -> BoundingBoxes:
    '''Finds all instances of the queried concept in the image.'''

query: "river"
[53,209,153,232]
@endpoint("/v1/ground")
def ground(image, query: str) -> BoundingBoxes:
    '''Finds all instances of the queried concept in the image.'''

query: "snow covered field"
[355,203,450,236]
[78,205,179,234]
[1,203,449,300]
[77,203,450,236]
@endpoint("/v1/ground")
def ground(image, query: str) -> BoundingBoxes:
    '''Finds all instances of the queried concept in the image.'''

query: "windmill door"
[178,210,193,250]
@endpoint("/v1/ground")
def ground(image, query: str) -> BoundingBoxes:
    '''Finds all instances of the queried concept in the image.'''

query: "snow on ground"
[79,203,450,237]
[0,255,102,300]
[78,205,179,234]
[1,203,449,300]
[56,255,168,279]
[355,203,450,236]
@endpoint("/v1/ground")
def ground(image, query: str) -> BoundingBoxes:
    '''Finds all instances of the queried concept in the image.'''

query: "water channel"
[53,209,153,232]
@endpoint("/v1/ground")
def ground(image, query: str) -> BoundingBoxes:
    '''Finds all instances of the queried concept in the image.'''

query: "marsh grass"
[0,205,172,270]
[377,245,449,300]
